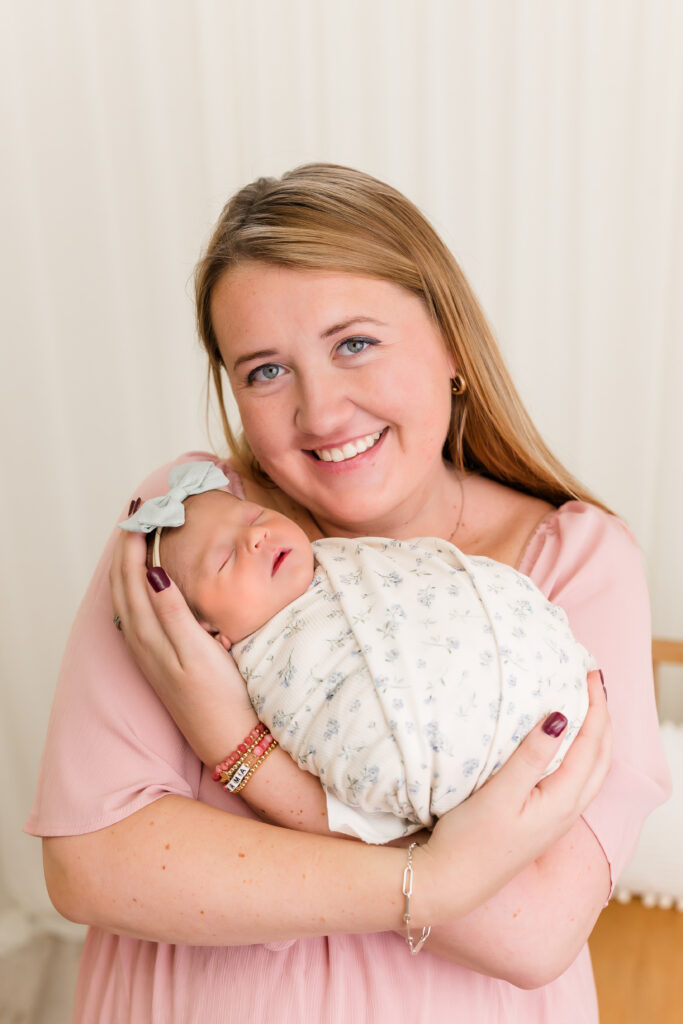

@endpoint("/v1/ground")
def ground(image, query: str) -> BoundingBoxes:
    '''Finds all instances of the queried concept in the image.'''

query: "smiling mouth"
[272,550,290,575]
[311,429,386,463]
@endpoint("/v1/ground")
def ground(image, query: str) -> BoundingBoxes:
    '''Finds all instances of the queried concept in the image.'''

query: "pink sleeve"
[519,501,672,890]
[25,452,245,837]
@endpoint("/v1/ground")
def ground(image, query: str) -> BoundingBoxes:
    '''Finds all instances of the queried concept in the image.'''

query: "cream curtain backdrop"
[1,0,682,948]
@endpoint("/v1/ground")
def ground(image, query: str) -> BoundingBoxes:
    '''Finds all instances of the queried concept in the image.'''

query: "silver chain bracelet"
[402,842,431,955]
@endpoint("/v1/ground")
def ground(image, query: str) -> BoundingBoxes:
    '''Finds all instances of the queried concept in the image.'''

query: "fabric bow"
[119,461,231,534]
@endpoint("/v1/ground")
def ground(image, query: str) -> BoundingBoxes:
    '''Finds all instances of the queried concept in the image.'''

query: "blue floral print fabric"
[232,537,594,843]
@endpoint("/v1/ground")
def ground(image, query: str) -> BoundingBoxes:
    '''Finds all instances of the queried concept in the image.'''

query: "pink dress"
[26,453,671,1024]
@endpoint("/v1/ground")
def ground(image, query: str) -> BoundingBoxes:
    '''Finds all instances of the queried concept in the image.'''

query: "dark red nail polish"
[598,669,607,699]
[542,712,568,737]
[128,499,135,516]
[134,497,142,513]
[147,567,170,592]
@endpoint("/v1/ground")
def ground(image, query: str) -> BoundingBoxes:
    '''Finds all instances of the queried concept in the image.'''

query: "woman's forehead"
[213,264,412,324]
[211,264,427,357]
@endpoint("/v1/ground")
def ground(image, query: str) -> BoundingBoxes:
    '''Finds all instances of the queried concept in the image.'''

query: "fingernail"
[543,712,568,737]
[134,497,142,513]
[128,499,135,516]
[147,567,170,592]
[598,669,607,699]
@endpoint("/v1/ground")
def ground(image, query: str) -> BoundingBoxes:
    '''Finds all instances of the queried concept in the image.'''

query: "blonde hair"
[195,163,608,511]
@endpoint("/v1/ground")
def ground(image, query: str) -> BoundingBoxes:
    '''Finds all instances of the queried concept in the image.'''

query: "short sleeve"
[519,501,672,890]
[25,452,245,837]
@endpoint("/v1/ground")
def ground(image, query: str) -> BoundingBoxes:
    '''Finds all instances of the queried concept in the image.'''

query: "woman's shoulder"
[518,499,644,593]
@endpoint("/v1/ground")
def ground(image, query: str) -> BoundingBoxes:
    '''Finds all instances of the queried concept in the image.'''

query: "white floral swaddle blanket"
[232,536,594,843]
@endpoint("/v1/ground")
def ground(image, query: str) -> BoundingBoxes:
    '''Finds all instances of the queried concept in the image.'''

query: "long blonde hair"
[195,163,608,511]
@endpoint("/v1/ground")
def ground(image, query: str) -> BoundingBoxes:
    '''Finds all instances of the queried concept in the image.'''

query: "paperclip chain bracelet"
[402,842,431,955]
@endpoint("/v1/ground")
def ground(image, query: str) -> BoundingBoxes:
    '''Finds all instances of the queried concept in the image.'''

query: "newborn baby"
[122,462,593,843]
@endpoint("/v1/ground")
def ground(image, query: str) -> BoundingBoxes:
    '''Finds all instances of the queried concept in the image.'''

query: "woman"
[29,164,668,1022]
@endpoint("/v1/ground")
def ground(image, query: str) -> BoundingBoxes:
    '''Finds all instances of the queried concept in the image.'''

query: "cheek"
[237,398,288,461]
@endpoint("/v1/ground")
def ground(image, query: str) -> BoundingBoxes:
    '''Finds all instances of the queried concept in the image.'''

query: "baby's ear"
[198,618,231,651]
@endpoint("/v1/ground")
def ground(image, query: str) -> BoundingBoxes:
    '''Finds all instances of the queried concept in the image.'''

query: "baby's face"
[160,490,314,647]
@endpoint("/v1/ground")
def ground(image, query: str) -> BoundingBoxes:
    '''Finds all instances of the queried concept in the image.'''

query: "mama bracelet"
[213,724,278,794]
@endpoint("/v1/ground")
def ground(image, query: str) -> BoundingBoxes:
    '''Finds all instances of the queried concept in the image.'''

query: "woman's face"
[211,263,457,535]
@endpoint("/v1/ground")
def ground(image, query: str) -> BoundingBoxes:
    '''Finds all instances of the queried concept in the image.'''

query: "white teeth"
[314,431,382,463]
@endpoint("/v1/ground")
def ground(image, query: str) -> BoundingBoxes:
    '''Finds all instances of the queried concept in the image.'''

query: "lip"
[304,428,387,470]
[272,549,290,575]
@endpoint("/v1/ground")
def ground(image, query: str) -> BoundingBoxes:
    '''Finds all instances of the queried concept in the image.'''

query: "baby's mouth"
[272,550,290,575]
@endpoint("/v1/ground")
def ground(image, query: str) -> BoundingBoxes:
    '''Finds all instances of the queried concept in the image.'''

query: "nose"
[294,370,355,439]
[244,523,268,553]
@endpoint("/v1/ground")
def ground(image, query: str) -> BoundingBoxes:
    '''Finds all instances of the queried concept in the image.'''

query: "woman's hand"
[415,669,611,924]
[110,529,258,766]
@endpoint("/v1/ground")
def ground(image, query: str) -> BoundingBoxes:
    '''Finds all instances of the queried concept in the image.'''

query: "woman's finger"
[110,531,180,667]
[112,530,233,682]
[535,669,611,810]
[478,709,571,800]
[140,565,228,672]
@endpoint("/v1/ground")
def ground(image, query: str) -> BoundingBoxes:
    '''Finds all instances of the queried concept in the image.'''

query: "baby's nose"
[245,524,268,552]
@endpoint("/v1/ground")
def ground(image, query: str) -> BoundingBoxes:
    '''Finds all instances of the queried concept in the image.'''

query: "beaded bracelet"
[213,724,278,793]
[229,733,278,793]
[212,724,267,782]
[402,842,431,955]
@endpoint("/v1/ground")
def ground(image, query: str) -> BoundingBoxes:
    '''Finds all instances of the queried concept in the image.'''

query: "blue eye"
[338,336,377,355]
[248,363,284,384]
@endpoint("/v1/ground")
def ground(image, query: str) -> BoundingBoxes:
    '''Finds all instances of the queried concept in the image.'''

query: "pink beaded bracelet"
[228,733,278,794]
[212,724,267,782]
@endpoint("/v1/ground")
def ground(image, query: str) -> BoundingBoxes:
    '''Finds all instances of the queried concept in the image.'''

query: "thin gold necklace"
[447,472,466,545]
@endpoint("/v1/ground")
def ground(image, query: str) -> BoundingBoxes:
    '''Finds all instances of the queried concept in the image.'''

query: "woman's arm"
[44,668,609,949]
[425,817,609,988]
[52,528,598,974]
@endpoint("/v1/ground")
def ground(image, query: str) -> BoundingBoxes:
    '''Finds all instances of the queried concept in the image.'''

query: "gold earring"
[451,374,467,396]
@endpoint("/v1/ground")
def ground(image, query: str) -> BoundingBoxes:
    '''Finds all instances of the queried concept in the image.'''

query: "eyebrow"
[231,316,387,371]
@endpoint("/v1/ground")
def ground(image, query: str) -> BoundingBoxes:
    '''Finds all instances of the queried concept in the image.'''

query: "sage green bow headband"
[118,461,232,567]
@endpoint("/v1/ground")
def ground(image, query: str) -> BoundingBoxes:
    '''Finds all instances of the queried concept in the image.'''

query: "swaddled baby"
[122,462,593,843]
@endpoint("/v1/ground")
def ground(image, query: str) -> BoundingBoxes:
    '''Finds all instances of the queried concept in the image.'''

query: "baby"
[121,462,593,843]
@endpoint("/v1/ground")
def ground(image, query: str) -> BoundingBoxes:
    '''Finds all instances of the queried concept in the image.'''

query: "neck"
[311,464,466,542]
